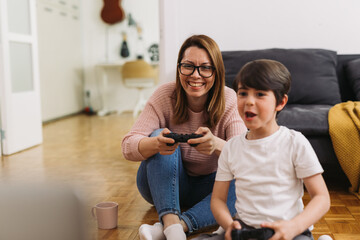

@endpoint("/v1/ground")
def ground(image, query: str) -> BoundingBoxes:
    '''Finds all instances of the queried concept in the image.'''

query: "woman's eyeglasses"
[178,63,215,78]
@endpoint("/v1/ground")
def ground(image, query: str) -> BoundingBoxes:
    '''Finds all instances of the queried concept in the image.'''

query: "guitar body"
[101,0,125,24]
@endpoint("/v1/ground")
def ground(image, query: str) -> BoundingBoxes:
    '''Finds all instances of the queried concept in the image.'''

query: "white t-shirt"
[216,126,323,228]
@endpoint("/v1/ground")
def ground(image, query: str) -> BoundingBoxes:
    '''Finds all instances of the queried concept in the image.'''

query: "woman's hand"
[225,220,241,240]
[261,220,298,240]
[188,127,226,156]
[138,128,179,158]
[157,128,179,155]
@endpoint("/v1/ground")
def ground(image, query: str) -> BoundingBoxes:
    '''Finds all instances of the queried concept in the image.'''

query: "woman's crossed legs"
[136,129,236,239]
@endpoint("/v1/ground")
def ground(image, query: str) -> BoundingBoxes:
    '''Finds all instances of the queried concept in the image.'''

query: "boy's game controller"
[231,228,275,240]
[164,133,203,147]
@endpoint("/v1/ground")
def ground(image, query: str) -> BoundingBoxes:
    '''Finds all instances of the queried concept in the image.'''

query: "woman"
[122,34,247,240]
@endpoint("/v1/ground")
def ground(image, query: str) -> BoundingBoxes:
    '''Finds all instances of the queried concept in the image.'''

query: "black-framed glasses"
[178,63,215,78]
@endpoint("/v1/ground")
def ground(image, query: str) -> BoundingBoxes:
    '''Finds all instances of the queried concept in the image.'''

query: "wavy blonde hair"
[173,35,225,128]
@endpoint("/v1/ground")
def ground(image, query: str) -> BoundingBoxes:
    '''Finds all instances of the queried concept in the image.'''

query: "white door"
[0,0,42,155]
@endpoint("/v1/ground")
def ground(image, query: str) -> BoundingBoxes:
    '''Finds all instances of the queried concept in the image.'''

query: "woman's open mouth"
[188,81,205,88]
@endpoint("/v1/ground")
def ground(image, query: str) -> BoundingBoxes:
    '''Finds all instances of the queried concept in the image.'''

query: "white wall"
[82,0,160,113]
[159,0,360,84]
[36,0,159,121]
[37,0,83,121]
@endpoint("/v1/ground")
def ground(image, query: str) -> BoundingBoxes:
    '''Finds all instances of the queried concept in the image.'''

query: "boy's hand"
[261,220,299,240]
[225,220,241,240]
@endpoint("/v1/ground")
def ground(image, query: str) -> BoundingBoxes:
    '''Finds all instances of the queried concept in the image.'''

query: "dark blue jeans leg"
[136,129,186,220]
[180,179,236,233]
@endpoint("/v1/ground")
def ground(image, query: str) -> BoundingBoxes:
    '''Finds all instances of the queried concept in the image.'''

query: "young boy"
[210,59,330,240]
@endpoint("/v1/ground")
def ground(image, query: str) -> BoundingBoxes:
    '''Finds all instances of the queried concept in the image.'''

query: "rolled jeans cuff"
[158,208,181,224]
[181,212,197,234]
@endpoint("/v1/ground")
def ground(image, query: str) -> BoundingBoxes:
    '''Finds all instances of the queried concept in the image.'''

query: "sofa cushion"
[345,58,360,101]
[277,104,331,136]
[222,48,341,105]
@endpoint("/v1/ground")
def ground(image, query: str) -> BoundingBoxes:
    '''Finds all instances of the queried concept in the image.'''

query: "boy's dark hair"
[233,59,291,106]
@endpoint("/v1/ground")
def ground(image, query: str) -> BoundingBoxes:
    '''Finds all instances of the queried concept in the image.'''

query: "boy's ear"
[275,94,288,112]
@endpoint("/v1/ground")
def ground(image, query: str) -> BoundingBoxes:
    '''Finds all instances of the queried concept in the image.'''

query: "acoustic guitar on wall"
[100,0,125,24]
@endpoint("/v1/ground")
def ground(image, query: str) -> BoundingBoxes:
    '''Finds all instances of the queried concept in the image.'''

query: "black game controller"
[164,133,203,147]
[231,228,274,240]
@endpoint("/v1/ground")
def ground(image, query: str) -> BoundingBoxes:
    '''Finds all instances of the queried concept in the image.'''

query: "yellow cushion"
[328,101,360,193]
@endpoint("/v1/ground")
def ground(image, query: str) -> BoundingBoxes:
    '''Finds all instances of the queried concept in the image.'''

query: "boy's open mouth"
[245,111,256,118]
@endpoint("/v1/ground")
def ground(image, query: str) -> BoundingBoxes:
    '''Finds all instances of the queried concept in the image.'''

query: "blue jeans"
[136,129,236,233]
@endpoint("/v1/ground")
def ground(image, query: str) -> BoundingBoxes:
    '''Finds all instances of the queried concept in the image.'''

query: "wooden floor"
[1,113,359,240]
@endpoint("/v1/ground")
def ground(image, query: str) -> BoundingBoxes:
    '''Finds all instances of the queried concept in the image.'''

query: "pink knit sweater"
[122,81,246,175]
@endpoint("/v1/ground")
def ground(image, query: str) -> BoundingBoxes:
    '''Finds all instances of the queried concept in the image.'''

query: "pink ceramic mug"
[92,201,118,229]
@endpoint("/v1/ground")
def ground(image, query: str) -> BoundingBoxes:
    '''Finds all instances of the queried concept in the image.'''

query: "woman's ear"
[275,94,288,112]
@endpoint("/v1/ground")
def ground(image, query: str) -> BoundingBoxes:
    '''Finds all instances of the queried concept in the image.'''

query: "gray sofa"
[222,48,360,188]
